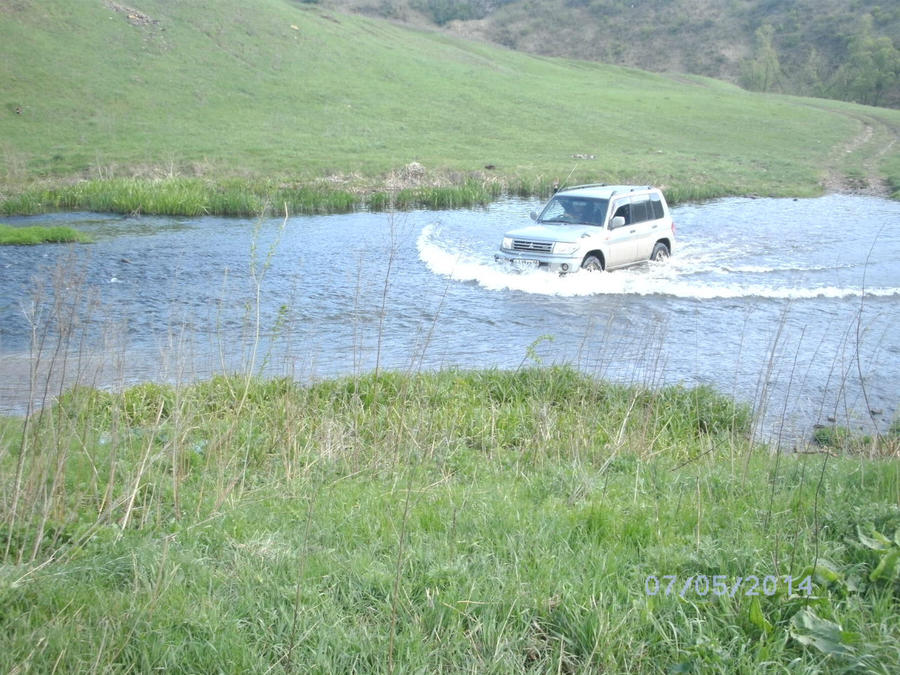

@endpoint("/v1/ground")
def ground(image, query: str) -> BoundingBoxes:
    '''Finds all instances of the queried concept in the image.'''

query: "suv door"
[631,191,665,259]
[629,194,656,260]
[605,198,634,268]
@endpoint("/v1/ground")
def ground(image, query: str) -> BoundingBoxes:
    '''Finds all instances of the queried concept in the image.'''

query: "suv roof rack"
[562,183,607,191]
[562,184,656,193]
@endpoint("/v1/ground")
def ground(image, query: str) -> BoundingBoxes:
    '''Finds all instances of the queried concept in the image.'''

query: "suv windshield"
[539,196,609,226]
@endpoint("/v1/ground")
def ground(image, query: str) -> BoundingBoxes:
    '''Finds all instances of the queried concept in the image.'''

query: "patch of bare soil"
[103,1,158,28]
[305,163,503,197]
[378,162,461,191]
[384,162,434,190]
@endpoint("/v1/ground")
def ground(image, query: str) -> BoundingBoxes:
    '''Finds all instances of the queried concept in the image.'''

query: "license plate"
[511,258,539,268]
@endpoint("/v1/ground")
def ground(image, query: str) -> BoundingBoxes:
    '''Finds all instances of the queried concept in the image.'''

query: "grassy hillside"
[341,0,900,109]
[1,0,898,216]
[1,368,898,671]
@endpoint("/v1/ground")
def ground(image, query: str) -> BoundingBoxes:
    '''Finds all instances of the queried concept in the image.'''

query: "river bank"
[1,368,898,672]
[0,168,810,219]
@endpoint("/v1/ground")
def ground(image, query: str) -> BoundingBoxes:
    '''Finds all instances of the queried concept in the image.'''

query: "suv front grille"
[512,239,553,253]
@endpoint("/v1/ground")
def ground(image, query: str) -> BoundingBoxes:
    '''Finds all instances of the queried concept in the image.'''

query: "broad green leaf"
[870,549,900,582]
[857,524,891,551]
[789,608,859,657]
[798,558,843,587]
[748,596,772,634]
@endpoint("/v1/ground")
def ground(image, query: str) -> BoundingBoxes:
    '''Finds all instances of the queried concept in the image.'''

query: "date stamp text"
[644,574,814,598]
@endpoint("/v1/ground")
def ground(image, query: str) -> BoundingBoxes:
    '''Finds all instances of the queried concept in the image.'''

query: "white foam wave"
[665,242,857,276]
[718,262,862,274]
[416,225,900,300]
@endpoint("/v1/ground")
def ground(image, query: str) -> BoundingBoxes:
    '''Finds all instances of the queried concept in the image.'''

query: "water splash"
[416,224,899,300]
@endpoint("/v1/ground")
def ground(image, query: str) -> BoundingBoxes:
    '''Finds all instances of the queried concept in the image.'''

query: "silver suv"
[496,184,675,273]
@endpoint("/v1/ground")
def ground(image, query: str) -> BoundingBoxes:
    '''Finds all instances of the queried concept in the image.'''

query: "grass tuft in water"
[0,224,91,245]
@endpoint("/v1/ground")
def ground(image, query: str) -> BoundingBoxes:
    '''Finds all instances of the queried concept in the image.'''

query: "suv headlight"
[501,237,513,250]
[553,242,579,255]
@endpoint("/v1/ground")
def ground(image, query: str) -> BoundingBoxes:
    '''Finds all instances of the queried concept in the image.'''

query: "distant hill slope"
[1,0,898,201]
[331,0,900,109]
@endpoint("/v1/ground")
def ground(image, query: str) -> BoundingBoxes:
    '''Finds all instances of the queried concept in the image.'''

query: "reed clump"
[0,176,512,218]
[0,173,762,218]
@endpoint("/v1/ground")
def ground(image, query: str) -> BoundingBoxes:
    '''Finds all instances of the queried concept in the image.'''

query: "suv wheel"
[581,254,604,272]
[650,242,670,263]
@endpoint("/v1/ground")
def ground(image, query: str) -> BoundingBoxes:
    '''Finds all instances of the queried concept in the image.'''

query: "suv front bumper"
[494,252,580,274]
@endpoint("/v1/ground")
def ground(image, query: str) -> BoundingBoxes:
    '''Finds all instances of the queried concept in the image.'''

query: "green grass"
[1,368,898,672]
[0,175,505,217]
[811,418,900,455]
[1,0,899,216]
[0,223,90,245]
[885,144,900,200]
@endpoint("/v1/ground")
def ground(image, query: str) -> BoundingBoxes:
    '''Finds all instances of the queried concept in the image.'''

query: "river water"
[1,194,898,445]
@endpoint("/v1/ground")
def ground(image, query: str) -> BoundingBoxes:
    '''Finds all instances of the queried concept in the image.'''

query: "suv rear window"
[650,192,664,219]
[630,197,650,224]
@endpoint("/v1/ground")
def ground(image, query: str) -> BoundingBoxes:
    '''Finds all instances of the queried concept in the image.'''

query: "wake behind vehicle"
[495,184,675,274]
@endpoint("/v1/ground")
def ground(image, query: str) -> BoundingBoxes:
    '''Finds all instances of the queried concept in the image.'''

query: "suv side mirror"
[530,211,538,221]
[610,216,625,229]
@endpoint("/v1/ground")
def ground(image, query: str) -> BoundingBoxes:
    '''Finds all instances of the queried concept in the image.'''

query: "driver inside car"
[564,200,588,223]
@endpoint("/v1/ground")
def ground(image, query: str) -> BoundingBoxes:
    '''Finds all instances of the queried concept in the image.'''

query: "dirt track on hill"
[821,113,896,197]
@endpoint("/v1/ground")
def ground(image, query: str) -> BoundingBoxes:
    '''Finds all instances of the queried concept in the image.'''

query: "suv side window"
[611,200,630,226]
[649,192,664,220]
[630,197,650,224]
